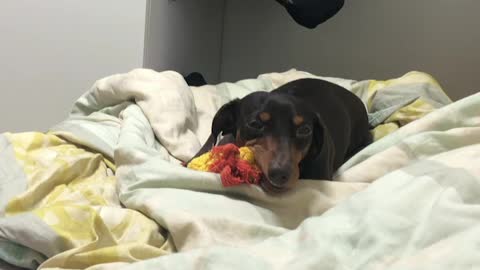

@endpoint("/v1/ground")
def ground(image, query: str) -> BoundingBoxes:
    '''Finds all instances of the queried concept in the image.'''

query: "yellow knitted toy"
[187,143,263,186]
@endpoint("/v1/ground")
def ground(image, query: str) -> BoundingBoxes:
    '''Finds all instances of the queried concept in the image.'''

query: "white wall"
[0,0,146,132]
[221,0,480,100]
[3,0,477,134]
[143,0,225,83]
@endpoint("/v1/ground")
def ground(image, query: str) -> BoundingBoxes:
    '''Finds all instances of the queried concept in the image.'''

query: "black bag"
[276,0,344,29]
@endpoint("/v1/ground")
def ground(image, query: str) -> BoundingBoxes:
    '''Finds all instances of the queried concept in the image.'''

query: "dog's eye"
[296,125,312,137]
[247,120,264,130]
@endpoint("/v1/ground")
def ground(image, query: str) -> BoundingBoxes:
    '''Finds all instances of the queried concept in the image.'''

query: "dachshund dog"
[192,78,371,193]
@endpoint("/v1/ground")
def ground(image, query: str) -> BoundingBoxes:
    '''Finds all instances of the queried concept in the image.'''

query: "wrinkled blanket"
[3,68,477,270]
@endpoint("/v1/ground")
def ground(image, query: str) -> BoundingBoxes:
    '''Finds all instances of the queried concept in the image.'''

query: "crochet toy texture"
[187,143,264,187]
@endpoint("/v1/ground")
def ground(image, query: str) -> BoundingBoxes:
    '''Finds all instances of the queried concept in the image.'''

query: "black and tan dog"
[192,78,371,193]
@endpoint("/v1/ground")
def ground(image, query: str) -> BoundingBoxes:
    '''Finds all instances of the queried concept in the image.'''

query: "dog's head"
[207,91,335,193]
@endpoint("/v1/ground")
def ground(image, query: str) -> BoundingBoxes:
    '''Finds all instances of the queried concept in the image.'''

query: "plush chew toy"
[187,143,264,187]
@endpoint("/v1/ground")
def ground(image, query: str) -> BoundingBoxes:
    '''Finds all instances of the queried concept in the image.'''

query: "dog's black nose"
[268,167,290,187]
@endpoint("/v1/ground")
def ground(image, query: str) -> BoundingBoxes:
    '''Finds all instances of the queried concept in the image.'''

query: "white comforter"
[2,68,479,270]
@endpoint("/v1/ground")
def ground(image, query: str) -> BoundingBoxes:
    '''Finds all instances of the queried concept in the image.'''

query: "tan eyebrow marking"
[293,115,304,126]
[259,112,271,122]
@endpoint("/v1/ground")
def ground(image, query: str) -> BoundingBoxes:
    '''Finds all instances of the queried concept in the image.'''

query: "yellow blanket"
[3,132,174,269]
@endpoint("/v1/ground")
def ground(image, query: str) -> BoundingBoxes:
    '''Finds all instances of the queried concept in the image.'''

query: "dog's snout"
[267,167,291,187]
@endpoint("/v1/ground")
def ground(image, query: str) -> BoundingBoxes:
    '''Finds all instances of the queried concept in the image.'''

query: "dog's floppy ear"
[211,99,239,138]
[189,99,240,160]
[300,114,336,179]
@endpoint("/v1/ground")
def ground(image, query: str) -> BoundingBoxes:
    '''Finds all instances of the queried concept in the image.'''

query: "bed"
[1,68,479,270]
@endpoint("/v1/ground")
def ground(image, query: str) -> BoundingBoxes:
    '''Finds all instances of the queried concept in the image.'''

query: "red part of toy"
[208,144,263,187]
